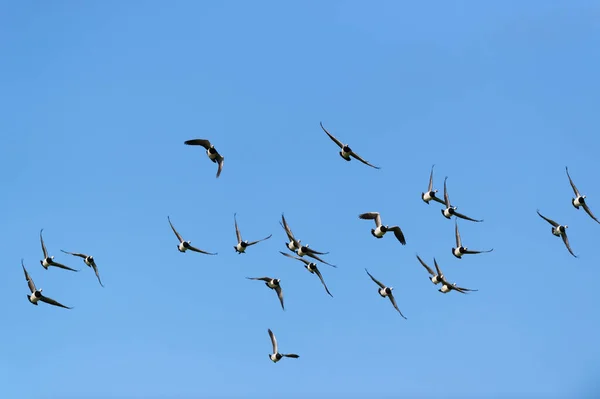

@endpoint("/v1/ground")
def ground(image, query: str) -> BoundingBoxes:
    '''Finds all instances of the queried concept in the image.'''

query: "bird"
[438,277,478,294]
[319,121,380,169]
[358,212,406,245]
[415,254,444,285]
[267,328,299,363]
[566,166,599,224]
[246,277,285,310]
[39,229,79,272]
[452,220,494,259]
[168,216,217,255]
[279,214,336,267]
[184,138,224,178]
[233,213,272,254]
[22,259,72,309]
[364,268,407,319]
[60,250,104,287]
[279,251,333,297]
[441,177,483,222]
[421,164,446,205]
[536,210,577,258]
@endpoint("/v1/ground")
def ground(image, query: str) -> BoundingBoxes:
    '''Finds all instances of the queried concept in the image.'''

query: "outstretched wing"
[247,234,272,246]
[455,220,461,247]
[319,122,344,149]
[274,285,285,310]
[187,245,217,255]
[427,165,435,191]
[433,258,443,277]
[388,294,407,319]
[565,167,581,197]
[454,211,483,223]
[313,267,333,297]
[464,248,494,255]
[281,214,299,245]
[60,250,87,259]
[167,217,184,243]
[365,268,385,289]
[582,203,600,224]
[216,155,224,178]
[536,210,559,227]
[39,295,72,309]
[561,232,578,258]
[184,139,211,149]
[40,229,48,258]
[358,212,382,227]
[268,328,278,354]
[279,251,311,266]
[49,262,79,272]
[22,260,36,293]
[443,177,451,207]
[349,151,380,169]
[416,255,435,276]
[91,262,104,287]
[304,252,336,267]
[234,213,242,243]
[389,226,406,245]
[246,277,272,282]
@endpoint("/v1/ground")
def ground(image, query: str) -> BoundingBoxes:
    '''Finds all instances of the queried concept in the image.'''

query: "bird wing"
[453,285,478,294]
[565,167,581,197]
[464,248,494,254]
[389,226,406,245]
[443,177,451,207]
[305,252,336,267]
[301,246,329,255]
[40,229,48,258]
[365,268,386,289]
[91,262,104,287]
[247,234,272,246]
[582,203,600,224]
[427,165,435,192]
[388,294,407,319]
[281,214,299,245]
[274,285,285,310]
[39,295,72,309]
[50,262,79,272]
[216,155,224,178]
[167,217,184,243]
[60,250,87,259]
[454,211,483,223]
[187,245,217,255]
[433,258,443,277]
[319,122,344,149]
[536,210,559,227]
[455,220,462,247]
[358,212,382,227]
[246,277,272,282]
[279,251,311,266]
[313,267,333,297]
[184,139,211,149]
[22,260,36,293]
[561,232,578,258]
[234,213,242,243]
[283,354,300,358]
[416,255,435,276]
[349,151,380,169]
[268,328,278,354]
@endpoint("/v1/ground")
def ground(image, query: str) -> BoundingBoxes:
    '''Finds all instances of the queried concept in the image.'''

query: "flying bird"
[246,277,285,310]
[279,251,333,297]
[267,328,299,363]
[39,229,78,272]
[233,213,272,254]
[358,212,406,245]
[536,210,577,258]
[364,268,407,319]
[280,213,301,253]
[22,260,72,309]
[421,164,446,205]
[441,177,483,222]
[452,220,493,259]
[279,214,336,267]
[438,277,478,294]
[168,216,217,255]
[319,122,380,169]
[60,250,104,287]
[566,166,599,224]
[416,254,444,285]
[184,138,224,178]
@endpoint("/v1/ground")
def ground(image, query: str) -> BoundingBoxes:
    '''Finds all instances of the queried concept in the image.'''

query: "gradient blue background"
[1,1,599,398]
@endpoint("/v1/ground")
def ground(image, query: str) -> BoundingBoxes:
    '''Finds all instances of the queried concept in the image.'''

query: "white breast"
[378,288,387,297]
[30,293,39,303]
[422,192,432,201]
[374,227,385,237]
[441,285,450,293]
[236,243,245,252]
[42,259,50,267]
[287,241,296,251]
[453,248,462,257]
[443,208,452,218]
[178,243,187,252]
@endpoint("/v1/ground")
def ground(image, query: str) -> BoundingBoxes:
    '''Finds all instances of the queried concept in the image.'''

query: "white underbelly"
[423,192,432,201]
[42,259,50,267]
[236,243,245,252]
[30,294,39,303]
[178,243,187,252]
[441,285,450,293]
[453,248,462,257]
[374,227,384,237]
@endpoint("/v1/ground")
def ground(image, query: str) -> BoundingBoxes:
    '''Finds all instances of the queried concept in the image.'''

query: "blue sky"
[1,1,599,398]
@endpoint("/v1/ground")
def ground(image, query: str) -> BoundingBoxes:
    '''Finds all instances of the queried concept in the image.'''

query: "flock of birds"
[20,122,599,363]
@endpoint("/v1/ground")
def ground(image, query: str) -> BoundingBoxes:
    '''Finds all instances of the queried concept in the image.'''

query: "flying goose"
[566,167,599,224]
[60,250,104,287]
[39,229,79,272]
[168,216,217,255]
[358,212,406,245]
[233,213,272,254]
[415,254,444,285]
[246,277,285,310]
[364,268,407,319]
[280,214,335,266]
[536,210,577,258]
[421,164,446,205]
[184,138,224,178]
[267,328,299,363]
[452,220,493,259]
[438,277,478,294]
[441,177,483,222]
[22,260,72,309]
[279,251,333,297]
[320,122,380,169]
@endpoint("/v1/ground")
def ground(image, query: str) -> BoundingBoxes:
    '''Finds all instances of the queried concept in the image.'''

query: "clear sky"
[1,1,599,398]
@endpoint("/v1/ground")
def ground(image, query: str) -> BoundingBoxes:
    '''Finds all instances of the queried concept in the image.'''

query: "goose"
[452,220,493,259]
[441,177,483,222]
[233,213,272,254]
[184,138,224,178]
[168,216,217,255]
[438,277,478,294]
[246,277,285,310]
[358,212,406,245]
[267,328,299,363]
[364,268,407,319]
[415,254,443,285]
[280,214,335,266]
[60,250,104,287]
[566,166,600,224]
[39,229,79,272]
[320,122,380,169]
[22,260,72,309]
[421,164,445,205]
[536,210,577,258]
[279,251,333,297]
